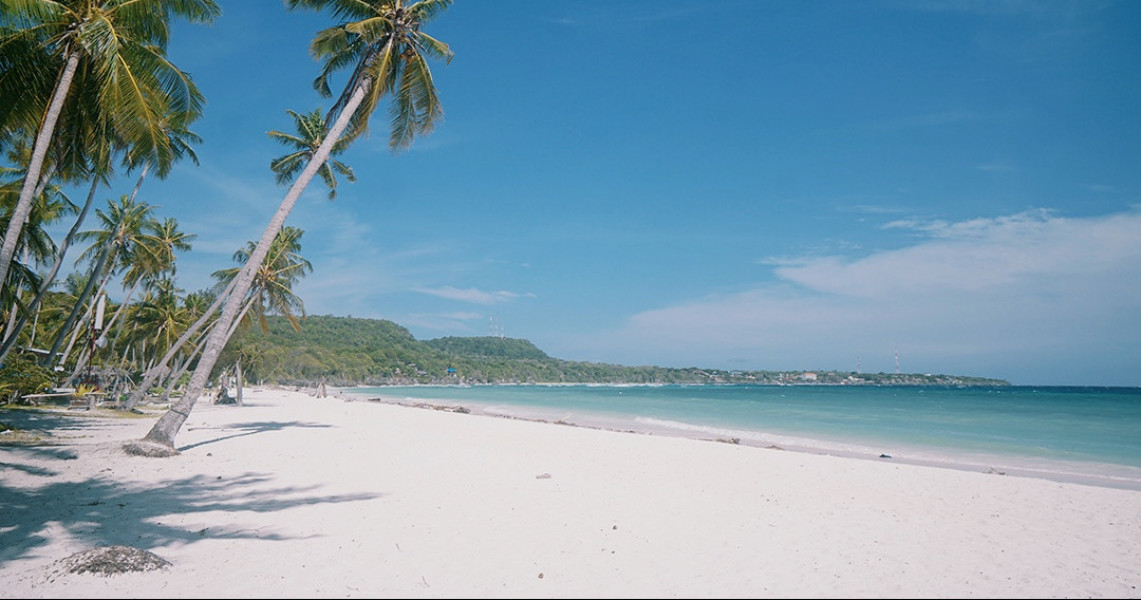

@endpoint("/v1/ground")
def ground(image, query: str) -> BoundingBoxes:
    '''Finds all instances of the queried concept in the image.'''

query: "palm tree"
[0,131,75,330]
[210,227,311,406]
[0,185,72,363]
[0,177,73,321]
[213,226,313,335]
[103,216,195,346]
[129,0,455,455]
[43,195,154,368]
[269,108,356,200]
[125,277,187,370]
[0,172,103,365]
[0,0,220,296]
[120,280,234,411]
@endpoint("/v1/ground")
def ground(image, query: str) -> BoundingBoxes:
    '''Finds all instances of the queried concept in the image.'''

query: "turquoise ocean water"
[342,384,1141,490]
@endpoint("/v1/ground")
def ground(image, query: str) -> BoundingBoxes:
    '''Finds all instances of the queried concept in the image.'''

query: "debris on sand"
[54,545,171,576]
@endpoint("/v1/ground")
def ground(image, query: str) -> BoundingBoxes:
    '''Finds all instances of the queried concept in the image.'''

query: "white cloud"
[584,208,1141,385]
[413,286,531,305]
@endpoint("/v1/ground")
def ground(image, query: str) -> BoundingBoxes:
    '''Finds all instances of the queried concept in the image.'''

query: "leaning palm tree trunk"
[131,81,370,454]
[102,276,143,350]
[0,53,80,291]
[0,177,100,365]
[160,325,214,401]
[43,237,117,367]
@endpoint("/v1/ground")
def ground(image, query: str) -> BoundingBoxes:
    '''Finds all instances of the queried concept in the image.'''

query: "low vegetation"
[220,314,1010,388]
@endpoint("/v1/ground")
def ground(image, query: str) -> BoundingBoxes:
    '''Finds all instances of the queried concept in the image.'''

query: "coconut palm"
[103,217,195,344]
[208,227,311,407]
[0,132,75,316]
[66,215,194,382]
[125,277,187,368]
[269,108,356,200]
[0,186,71,360]
[0,0,220,296]
[43,195,154,368]
[0,172,104,365]
[0,178,73,316]
[213,226,313,335]
[130,0,454,455]
[120,280,234,411]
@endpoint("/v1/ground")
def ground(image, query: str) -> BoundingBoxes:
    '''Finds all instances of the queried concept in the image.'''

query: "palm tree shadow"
[178,420,333,452]
[0,419,381,568]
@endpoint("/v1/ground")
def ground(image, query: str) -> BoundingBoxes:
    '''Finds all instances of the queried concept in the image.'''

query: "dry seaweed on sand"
[52,545,171,577]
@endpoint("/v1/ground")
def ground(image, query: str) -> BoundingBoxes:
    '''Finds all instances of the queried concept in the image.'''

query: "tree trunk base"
[121,439,180,457]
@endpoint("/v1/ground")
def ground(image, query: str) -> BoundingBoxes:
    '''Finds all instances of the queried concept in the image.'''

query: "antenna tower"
[894,348,900,374]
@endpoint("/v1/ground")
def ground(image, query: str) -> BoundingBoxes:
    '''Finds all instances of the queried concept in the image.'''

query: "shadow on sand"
[0,413,380,567]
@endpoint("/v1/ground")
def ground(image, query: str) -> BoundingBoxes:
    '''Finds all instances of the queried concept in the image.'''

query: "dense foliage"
[0,351,55,403]
[219,314,1010,388]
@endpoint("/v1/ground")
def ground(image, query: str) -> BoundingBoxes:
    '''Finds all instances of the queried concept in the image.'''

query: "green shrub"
[0,353,57,404]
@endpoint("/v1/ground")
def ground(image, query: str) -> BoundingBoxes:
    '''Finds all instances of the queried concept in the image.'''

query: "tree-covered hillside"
[219,314,1009,387]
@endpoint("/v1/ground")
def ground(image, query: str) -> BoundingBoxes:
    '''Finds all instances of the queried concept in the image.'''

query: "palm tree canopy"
[286,0,454,150]
[268,108,356,200]
[75,195,156,280]
[0,0,220,166]
[212,226,313,332]
[121,216,195,288]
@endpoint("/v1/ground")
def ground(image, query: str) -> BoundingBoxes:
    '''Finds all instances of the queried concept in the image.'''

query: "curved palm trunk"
[2,248,30,340]
[101,276,144,352]
[122,277,238,410]
[97,164,152,347]
[160,321,214,400]
[0,52,79,291]
[131,80,371,454]
[42,241,116,368]
[0,179,99,365]
[0,177,100,365]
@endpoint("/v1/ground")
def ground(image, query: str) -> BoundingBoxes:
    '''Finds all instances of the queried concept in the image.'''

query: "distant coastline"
[227,315,1011,388]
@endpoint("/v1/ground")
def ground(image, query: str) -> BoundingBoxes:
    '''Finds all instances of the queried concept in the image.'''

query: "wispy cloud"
[574,208,1141,384]
[976,163,1018,172]
[413,286,533,305]
[400,311,488,335]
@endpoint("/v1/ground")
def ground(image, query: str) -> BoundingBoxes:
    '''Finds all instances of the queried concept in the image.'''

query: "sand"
[1,387,1138,599]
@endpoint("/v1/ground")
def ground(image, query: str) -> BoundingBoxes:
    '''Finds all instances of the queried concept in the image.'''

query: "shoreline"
[342,387,1141,492]
[2,386,1139,598]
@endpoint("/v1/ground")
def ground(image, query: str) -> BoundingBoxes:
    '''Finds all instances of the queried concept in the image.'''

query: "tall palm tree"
[43,195,154,368]
[103,216,195,345]
[124,277,187,370]
[0,172,103,365]
[269,108,356,200]
[130,0,455,455]
[0,0,220,295]
[0,178,73,317]
[205,227,311,407]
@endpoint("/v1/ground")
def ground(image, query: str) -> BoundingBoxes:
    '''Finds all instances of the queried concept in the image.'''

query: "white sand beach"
[1,386,1139,599]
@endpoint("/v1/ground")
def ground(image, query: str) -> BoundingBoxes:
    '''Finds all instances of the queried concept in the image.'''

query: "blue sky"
[55,0,1141,386]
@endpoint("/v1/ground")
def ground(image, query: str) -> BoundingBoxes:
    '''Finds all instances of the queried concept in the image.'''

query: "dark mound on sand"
[56,545,171,576]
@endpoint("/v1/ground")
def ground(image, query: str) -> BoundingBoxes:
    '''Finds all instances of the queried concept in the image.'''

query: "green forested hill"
[219,314,1009,387]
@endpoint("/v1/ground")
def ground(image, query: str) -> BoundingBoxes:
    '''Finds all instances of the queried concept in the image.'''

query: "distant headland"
[221,315,1009,388]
